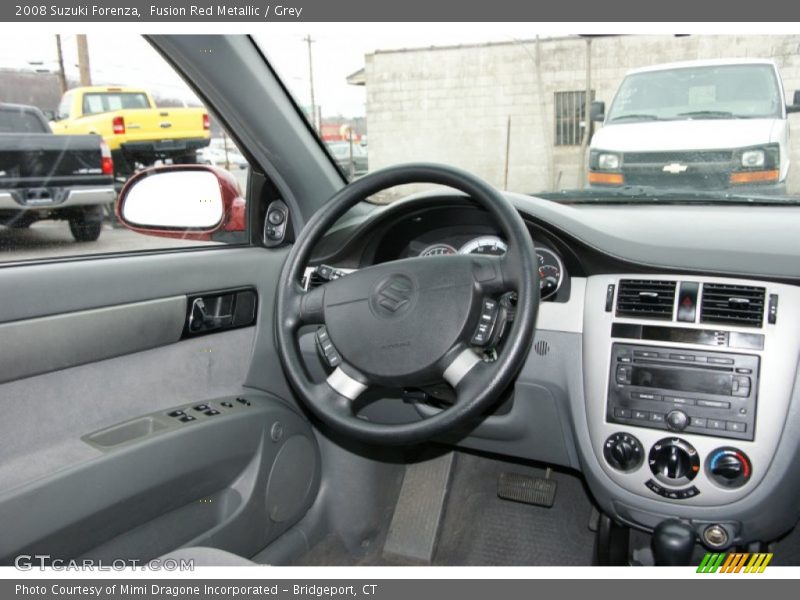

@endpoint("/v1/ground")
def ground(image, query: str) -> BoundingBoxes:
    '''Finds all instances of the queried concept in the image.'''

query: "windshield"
[607,64,782,122]
[256,33,800,205]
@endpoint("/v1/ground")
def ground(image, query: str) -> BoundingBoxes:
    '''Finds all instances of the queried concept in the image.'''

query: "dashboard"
[303,191,800,549]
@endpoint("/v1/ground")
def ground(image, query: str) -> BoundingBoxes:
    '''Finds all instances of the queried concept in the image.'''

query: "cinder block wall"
[364,35,800,195]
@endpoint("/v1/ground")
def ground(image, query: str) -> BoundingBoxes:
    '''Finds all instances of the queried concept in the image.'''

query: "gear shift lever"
[652,519,696,566]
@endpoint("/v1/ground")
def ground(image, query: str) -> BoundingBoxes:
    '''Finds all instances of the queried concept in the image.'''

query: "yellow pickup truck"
[51,86,210,178]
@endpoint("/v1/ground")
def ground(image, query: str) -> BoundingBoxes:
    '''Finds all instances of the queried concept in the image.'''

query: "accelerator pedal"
[497,468,557,508]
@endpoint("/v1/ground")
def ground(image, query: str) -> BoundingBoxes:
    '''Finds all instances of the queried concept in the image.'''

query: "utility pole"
[303,34,318,133]
[76,34,92,86]
[54,35,67,93]
[579,37,592,189]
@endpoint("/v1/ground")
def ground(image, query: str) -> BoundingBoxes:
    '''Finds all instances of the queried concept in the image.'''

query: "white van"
[589,59,800,192]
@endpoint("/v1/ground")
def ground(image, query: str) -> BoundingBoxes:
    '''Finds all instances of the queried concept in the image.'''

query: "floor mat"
[432,452,597,566]
[292,450,598,566]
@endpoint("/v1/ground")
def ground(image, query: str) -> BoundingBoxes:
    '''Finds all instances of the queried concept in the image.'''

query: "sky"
[0,26,557,117]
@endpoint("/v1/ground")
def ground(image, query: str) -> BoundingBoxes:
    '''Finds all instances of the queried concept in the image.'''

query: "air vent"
[700,283,765,328]
[616,279,677,320]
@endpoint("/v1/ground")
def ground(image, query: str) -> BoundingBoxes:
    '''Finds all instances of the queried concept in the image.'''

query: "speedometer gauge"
[419,243,457,257]
[458,236,508,256]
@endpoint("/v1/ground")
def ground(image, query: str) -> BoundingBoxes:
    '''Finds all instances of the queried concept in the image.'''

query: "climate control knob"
[603,432,644,472]
[649,437,700,485]
[707,447,752,489]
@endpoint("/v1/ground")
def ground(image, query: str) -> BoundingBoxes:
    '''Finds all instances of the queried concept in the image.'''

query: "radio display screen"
[630,366,732,396]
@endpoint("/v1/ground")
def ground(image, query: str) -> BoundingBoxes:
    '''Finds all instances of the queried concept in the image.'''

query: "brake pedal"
[497,469,557,508]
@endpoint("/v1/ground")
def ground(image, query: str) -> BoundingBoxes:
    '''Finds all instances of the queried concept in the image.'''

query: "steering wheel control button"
[707,447,752,488]
[179,415,196,423]
[649,437,700,485]
[193,404,210,412]
[603,432,644,472]
[315,326,342,368]
[472,298,499,346]
[168,409,185,418]
[666,409,689,431]
[221,402,233,408]
[205,409,220,416]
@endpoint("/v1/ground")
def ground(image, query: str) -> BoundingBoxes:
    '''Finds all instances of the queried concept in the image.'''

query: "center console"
[580,274,800,545]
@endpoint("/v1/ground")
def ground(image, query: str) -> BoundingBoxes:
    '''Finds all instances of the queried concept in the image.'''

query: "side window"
[554,90,595,146]
[56,91,72,120]
[0,33,250,263]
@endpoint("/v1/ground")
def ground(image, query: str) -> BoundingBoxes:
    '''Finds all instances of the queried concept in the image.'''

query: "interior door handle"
[189,298,228,332]
[184,288,257,337]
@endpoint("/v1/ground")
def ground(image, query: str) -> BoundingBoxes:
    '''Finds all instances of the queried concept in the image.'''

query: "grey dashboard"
[305,192,800,547]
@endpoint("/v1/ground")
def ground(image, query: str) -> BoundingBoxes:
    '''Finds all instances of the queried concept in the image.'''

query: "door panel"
[0,246,319,563]
[0,296,186,383]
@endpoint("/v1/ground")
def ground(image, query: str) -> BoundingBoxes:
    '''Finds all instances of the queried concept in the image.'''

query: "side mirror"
[590,101,605,122]
[787,90,800,114]
[116,165,243,239]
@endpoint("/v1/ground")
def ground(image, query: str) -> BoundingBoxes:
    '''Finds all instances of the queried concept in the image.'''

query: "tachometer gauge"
[419,243,457,257]
[458,236,508,256]
[537,247,564,300]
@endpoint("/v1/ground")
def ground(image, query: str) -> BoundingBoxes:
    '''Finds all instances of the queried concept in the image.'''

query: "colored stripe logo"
[697,552,772,573]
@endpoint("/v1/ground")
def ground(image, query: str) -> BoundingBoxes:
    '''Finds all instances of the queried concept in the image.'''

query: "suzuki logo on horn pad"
[370,274,416,318]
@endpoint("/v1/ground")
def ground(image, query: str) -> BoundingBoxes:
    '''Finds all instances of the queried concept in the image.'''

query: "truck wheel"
[69,212,103,242]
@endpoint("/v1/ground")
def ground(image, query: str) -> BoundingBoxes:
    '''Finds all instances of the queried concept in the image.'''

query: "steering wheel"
[276,164,539,445]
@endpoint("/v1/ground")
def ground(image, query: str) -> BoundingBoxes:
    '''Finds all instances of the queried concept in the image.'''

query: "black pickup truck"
[0,103,116,242]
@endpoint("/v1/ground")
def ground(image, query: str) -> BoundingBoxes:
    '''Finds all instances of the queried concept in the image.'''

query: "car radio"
[607,343,759,441]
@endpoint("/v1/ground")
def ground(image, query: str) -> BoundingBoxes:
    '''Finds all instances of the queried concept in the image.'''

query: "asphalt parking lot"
[0,221,218,263]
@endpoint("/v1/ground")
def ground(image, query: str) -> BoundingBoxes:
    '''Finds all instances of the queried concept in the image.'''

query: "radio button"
[736,368,752,375]
[613,407,631,419]
[650,412,666,424]
[666,410,689,432]
[635,350,660,358]
[631,392,661,401]
[697,399,731,409]
[690,417,708,428]
[616,366,631,384]
[726,421,747,433]
[664,396,696,406]
[707,419,725,430]
[632,410,649,420]
[707,357,734,365]
[669,353,695,362]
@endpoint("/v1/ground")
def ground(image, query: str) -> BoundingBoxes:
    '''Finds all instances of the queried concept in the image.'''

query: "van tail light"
[202,113,210,130]
[99,141,114,176]
[112,116,125,135]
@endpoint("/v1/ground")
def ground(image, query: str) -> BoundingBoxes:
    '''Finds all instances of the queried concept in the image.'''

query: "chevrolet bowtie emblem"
[663,163,689,174]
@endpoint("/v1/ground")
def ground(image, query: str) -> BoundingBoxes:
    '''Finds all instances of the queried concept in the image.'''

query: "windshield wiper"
[677,110,735,119]
[609,114,660,122]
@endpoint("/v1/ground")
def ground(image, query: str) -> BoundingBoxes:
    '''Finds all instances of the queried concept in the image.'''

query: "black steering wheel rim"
[276,163,539,445]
